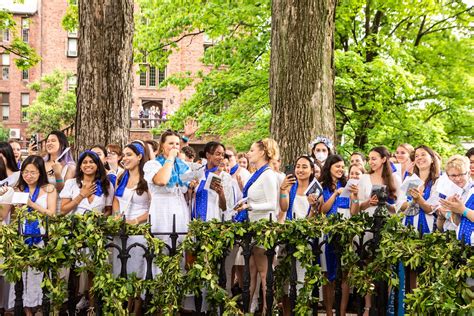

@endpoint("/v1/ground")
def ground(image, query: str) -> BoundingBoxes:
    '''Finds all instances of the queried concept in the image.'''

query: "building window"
[67,38,78,57]
[1,54,9,80]
[139,68,147,86]
[1,93,9,121]
[67,75,77,91]
[139,65,166,87]
[0,29,10,42]
[21,18,29,43]
[21,93,29,121]
[22,69,29,80]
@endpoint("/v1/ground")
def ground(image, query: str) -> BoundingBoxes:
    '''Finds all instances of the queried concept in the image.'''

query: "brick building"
[0,0,208,143]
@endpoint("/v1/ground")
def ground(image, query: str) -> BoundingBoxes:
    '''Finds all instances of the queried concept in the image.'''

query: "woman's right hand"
[168,148,180,159]
[0,186,10,197]
[280,174,296,192]
[368,194,379,206]
[80,182,96,198]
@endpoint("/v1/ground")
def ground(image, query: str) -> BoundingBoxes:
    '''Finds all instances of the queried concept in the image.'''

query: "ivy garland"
[0,208,472,315]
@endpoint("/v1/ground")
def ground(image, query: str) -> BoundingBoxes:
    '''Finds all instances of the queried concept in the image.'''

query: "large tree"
[74,0,134,153]
[270,0,337,163]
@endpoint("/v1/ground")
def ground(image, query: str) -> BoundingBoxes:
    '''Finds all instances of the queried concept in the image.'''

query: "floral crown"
[309,136,333,151]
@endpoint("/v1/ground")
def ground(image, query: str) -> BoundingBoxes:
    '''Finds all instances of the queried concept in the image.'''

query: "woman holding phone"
[43,131,75,194]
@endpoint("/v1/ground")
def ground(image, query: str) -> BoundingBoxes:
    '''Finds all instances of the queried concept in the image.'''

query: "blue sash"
[107,173,117,188]
[322,181,348,282]
[94,180,104,197]
[24,186,41,246]
[194,166,218,221]
[458,194,474,245]
[322,182,349,216]
[404,181,432,235]
[234,164,269,222]
[156,156,189,188]
[114,171,129,197]
[286,182,311,220]
[230,164,239,176]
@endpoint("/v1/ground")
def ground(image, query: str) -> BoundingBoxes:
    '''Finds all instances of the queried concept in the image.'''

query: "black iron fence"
[4,199,472,316]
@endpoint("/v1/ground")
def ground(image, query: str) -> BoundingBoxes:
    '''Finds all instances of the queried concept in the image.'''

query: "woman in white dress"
[395,143,415,180]
[60,151,114,216]
[279,155,319,314]
[112,142,150,315]
[0,142,21,187]
[317,154,353,316]
[43,131,75,195]
[235,138,279,314]
[143,130,190,249]
[354,146,402,315]
[0,155,57,316]
[355,146,403,216]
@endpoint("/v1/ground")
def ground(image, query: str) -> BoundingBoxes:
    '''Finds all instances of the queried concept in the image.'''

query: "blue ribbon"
[322,181,348,282]
[94,180,103,197]
[234,164,269,222]
[194,166,218,221]
[230,164,239,176]
[24,186,41,246]
[286,182,311,220]
[107,173,117,188]
[114,171,129,197]
[458,194,474,245]
[322,181,349,217]
[156,156,189,188]
[404,181,432,235]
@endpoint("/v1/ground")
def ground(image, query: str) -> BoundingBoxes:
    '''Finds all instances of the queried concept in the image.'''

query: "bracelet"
[351,199,359,204]
[182,136,189,143]
[280,193,288,198]
[446,211,452,220]
[55,179,64,183]
[462,208,471,217]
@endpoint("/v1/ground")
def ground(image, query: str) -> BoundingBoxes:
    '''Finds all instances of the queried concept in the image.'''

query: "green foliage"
[25,70,76,135]
[0,124,9,141]
[0,8,40,69]
[136,0,473,155]
[0,209,472,314]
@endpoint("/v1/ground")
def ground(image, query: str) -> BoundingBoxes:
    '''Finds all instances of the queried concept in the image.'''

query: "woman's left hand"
[439,195,465,214]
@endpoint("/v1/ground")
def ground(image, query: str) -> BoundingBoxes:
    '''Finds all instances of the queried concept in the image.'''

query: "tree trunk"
[75,0,134,155]
[270,0,337,165]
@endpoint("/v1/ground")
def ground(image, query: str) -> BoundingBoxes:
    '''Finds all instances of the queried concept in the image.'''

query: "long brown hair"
[369,146,397,200]
[413,145,440,188]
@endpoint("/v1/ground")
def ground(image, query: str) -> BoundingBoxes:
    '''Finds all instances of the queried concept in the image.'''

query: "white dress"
[143,160,190,246]
[112,188,150,279]
[402,180,439,234]
[8,194,48,309]
[246,169,278,222]
[48,164,73,213]
[2,171,20,187]
[59,179,114,215]
[357,174,403,216]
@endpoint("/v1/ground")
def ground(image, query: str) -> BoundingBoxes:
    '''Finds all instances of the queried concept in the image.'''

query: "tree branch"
[148,30,206,53]
[414,15,426,47]
[0,44,31,60]
[388,16,411,37]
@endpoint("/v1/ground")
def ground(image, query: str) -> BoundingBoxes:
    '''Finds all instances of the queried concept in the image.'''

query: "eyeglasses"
[22,171,39,176]
[107,151,118,156]
[447,172,467,179]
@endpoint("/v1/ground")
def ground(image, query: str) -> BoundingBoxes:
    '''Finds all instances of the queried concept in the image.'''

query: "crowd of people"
[0,130,473,315]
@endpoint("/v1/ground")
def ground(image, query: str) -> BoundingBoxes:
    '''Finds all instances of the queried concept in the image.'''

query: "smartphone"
[284,164,295,177]
[29,134,38,147]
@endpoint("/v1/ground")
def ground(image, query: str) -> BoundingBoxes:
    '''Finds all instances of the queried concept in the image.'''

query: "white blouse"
[246,169,278,221]
[358,173,403,216]
[59,179,114,215]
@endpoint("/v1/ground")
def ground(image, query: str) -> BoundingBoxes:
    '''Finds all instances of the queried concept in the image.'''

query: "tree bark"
[75,0,134,155]
[270,0,337,165]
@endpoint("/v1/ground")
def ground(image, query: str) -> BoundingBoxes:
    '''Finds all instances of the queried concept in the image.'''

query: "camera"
[370,185,388,204]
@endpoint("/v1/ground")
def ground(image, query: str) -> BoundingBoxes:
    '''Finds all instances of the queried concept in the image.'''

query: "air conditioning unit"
[9,128,21,139]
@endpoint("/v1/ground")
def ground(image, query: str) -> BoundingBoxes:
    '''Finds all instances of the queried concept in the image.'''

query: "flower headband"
[309,136,333,151]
